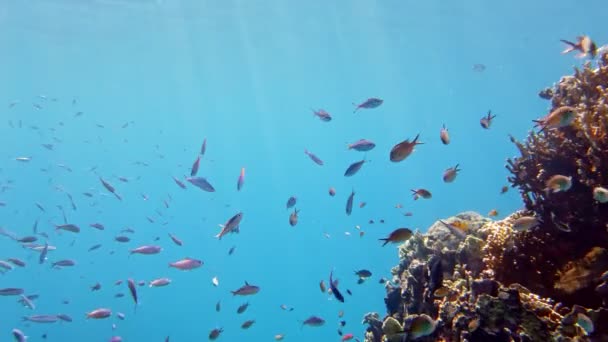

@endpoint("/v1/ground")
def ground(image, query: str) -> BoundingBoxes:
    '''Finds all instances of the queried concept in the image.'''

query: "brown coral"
[503,51,608,307]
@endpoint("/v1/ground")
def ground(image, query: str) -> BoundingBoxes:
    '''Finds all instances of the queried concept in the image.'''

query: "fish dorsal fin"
[245,281,249,286]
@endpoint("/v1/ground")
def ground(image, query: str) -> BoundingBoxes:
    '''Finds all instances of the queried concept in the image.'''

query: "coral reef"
[364,212,606,342]
[362,49,608,342]
[501,51,608,307]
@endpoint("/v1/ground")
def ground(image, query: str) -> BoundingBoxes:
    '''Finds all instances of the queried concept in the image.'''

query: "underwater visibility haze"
[1,0,608,341]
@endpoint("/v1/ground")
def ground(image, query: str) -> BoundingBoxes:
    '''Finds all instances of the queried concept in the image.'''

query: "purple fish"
[89,223,105,230]
[191,156,201,177]
[231,281,260,296]
[347,139,376,151]
[52,259,76,267]
[304,149,324,166]
[110,337,123,342]
[172,176,187,189]
[344,159,367,177]
[130,245,162,255]
[12,329,27,342]
[169,258,203,270]
[55,224,80,233]
[115,236,130,243]
[311,108,332,122]
[88,244,102,251]
[200,138,207,155]
[56,314,73,322]
[186,177,215,192]
[216,212,243,240]
[353,98,383,113]
[346,190,355,216]
[0,288,24,296]
[22,315,59,323]
[8,258,26,267]
[39,242,48,264]
[17,236,38,243]
[99,177,122,200]
[127,279,138,307]
[302,315,326,327]
[286,196,297,209]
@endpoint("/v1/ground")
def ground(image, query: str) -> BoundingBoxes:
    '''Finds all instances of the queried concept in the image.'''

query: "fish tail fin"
[533,120,547,133]
[352,103,359,113]
[560,39,576,54]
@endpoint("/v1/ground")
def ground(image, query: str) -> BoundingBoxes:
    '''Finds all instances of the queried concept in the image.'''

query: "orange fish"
[443,164,461,183]
[379,228,413,246]
[389,134,422,162]
[488,209,498,217]
[411,188,432,200]
[237,167,245,191]
[480,110,496,129]
[439,124,450,145]
[561,36,597,58]
[449,220,469,232]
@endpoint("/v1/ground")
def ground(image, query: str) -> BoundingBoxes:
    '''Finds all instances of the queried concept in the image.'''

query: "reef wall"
[363,52,608,341]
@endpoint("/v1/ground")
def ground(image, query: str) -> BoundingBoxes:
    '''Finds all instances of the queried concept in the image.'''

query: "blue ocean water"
[0,0,605,341]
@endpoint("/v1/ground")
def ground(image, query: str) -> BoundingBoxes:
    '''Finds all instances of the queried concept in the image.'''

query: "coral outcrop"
[364,212,605,342]
[501,51,608,307]
[363,49,608,342]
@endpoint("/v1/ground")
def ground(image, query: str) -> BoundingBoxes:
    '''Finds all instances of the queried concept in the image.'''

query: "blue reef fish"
[186,176,215,192]
[190,156,201,176]
[209,328,223,340]
[99,177,122,200]
[329,270,344,302]
[302,315,326,328]
[286,196,297,208]
[347,139,375,151]
[353,98,383,113]
[311,108,332,122]
[346,190,355,216]
[304,149,324,166]
[12,329,27,342]
[344,159,367,177]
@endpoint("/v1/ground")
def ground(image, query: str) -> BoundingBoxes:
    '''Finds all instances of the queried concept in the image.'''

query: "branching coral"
[503,51,608,307]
